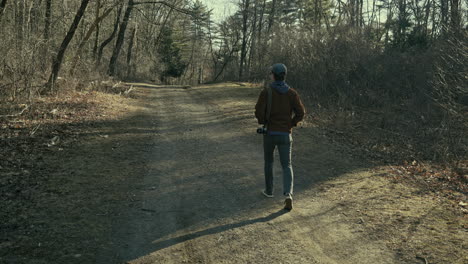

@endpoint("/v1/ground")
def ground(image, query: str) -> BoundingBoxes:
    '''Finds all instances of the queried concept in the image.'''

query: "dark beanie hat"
[271,63,287,75]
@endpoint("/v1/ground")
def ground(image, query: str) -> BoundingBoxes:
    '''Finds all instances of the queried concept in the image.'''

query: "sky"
[202,0,237,22]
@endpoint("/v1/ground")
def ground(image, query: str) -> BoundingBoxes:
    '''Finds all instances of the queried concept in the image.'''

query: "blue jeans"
[263,134,294,196]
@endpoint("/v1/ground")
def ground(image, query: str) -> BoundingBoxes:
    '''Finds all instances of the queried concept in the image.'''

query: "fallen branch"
[123,85,134,96]
[30,124,42,136]
[112,81,122,90]
[416,256,428,264]
[0,105,29,118]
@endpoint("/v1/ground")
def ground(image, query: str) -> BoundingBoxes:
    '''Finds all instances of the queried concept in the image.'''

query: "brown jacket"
[255,86,306,133]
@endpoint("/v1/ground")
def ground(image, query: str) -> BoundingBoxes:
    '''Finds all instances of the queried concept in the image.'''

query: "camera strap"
[265,85,272,129]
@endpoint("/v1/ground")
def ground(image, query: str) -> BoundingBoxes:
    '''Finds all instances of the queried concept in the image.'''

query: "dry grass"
[0,85,140,261]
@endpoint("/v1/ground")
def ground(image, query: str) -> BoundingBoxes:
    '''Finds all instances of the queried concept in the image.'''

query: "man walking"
[255,63,306,211]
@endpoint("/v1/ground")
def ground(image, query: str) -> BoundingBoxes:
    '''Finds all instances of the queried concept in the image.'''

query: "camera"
[257,127,267,134]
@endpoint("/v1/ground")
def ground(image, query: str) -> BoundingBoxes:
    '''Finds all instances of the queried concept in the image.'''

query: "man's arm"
[291,90,305,127]
[255,89,267,125]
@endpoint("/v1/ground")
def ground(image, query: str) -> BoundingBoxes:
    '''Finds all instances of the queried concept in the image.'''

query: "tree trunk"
[450,0,460,33]
[207,19,217,67]
[29,0,42,34]
[239,0,250,80]
[315,0,320,25]
[108,0,134,76]
[440,0,449,32]
[97,4,123,65]
[44,0,51,40]
[247,0,258,77]
[126,26,137,78]
[423,0,431,36]
[198,67,202,84]
[15,0,25,45]
[45,0,90,91]
[214,34,240,82]
[256,0,266,72]
[69,4,117,75]
[359,0,364,27]
[93,0,101,58]
[267,0,276,33]
[0,0,7,23]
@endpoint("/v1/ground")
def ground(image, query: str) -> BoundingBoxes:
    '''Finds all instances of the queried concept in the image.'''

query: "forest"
[0,0,466,161]
[0,0,467,263]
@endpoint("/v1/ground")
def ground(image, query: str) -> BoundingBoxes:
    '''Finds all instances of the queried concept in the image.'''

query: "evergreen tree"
[157,26,186,81]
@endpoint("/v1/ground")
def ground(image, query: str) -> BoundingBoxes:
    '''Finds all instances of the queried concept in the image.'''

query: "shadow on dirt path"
[148,209,288,252]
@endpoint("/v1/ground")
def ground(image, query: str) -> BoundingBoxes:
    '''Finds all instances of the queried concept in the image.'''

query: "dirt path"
[2,83,465,264]
[90,83,409,264]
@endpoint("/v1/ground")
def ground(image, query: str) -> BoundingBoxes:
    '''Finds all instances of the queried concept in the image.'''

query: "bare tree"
[70,2,121,75]
[108,0,134,76]
[247,0,258,77]
[126,25,137,77]
[450,0,461,33]
[267,0,277,33]
[92,0,101,59]
[45,0,90,91]
[44,0,51,40]
[97,3,123,65]
[239,0,250,80]
[108,0,193,76]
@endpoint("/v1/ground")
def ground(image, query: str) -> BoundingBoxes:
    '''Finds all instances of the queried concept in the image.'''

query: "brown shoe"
[284,195,293,211]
